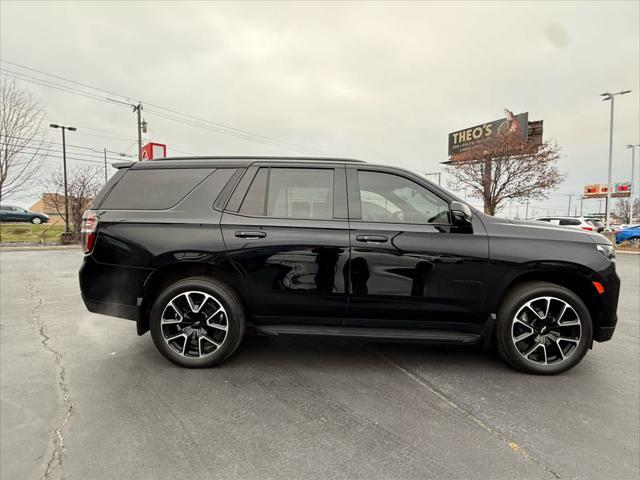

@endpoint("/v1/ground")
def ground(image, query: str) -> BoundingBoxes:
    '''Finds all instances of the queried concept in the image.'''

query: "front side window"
[357,171,450,224]
[238,168,334,220]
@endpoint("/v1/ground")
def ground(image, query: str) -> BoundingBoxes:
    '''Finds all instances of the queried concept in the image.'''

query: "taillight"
[81,210,98,253]
[581,226,594,231]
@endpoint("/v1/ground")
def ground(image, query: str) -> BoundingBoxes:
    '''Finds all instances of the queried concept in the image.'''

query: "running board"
[253,325,481,345]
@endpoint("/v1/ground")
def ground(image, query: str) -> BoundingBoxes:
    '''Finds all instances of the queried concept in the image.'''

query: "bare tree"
[446,133,564,215]
[614,197,640,224]
[0,78,48,201]
[46,166,102,239]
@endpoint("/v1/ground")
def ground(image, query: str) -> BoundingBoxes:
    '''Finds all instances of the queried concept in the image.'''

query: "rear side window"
[239,168,268,216]
[101,168,212,210]
[237,167,334,220]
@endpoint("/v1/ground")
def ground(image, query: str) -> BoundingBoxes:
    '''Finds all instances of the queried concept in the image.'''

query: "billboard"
[583,183,631,198]
[448,110,529,156]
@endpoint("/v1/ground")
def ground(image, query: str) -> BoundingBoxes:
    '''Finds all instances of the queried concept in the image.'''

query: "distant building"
[29,193,90,225]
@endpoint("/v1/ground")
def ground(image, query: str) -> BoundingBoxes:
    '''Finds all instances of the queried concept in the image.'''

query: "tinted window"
[101,168,213,210]
[263,168,334,220]
[559,219,581,226]
[357,171,449,224]
[239,168,268,216]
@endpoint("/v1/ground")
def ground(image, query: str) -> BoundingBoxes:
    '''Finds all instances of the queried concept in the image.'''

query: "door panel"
[348,221,489,324]
[220,165,350,323]
[222,215,349,320]
[346,167,489,327]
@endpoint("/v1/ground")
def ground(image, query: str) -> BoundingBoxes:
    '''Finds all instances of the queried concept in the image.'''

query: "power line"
[3,68,307,154]
[0,142,132,163]
[0,59,333,154]
[1,59,330,153]
[0,68,126,108]
[1,134,136,158]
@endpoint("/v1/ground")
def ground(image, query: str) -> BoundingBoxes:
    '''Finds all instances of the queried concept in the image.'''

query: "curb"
[616,249,640,255]
[0,245,81,252]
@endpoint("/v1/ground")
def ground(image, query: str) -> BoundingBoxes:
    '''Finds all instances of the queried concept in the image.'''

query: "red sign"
[615,182,632,194]
[141,142,167,160]
[583,183,630,198]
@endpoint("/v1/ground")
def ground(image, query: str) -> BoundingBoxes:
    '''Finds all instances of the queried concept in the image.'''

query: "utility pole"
[106,98,146,160]
[133,102,143,161]
[579,197,584,216]
[566,194,573,216]
[525,200,529,219]
[627,144,639,223]
[49,124,76,234]
[601,90,631,227]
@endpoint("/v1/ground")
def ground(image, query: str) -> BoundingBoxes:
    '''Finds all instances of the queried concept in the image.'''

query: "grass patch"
[0,223,66,243]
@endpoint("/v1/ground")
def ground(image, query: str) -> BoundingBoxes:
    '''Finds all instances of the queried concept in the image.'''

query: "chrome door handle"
[355,235,388,243]
[234,231,266,238]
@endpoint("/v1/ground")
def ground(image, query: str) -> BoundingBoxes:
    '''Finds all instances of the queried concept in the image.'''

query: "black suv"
[79,157,620,374]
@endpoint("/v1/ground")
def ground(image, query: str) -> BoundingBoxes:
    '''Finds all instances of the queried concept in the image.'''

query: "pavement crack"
[27,277,74,480]
[374,349,562,480]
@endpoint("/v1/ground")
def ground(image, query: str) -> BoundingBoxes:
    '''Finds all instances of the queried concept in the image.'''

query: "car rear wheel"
[496,281,592,375]
[150,276,245,368]
[31,217,42,224]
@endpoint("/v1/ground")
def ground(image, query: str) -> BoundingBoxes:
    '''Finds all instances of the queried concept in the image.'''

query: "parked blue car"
[616,224,640,245]
[0,205,49,224]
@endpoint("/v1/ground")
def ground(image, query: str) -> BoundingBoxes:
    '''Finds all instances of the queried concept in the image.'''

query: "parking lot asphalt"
[0,250,638,480]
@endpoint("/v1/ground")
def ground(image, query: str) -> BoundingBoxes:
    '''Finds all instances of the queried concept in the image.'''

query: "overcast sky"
[1,0,639,215]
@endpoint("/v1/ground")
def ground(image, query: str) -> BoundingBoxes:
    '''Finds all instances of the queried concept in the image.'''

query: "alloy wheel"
[511,296,582,366]
[160,290,229,358]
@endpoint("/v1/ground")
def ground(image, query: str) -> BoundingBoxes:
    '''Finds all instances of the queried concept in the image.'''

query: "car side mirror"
[450,201,472,225]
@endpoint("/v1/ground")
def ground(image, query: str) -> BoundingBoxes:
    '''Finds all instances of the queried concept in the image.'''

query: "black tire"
[496,281,592,375]
[150,276,246,368]
[31,217,42,224]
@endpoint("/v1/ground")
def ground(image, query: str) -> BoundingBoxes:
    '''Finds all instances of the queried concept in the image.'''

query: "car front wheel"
[31,217,42,224]
[150,276,246,368]
[496,281,593,375]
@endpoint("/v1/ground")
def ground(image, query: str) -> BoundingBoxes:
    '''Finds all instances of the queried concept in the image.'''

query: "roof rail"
[151,156,366,163]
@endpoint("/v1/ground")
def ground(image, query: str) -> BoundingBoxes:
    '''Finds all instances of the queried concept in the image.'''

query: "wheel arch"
[493,266,605,341]
[137,260,248,335]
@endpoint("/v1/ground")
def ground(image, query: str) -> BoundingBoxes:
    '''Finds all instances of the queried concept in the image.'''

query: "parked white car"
[534,216,602,232]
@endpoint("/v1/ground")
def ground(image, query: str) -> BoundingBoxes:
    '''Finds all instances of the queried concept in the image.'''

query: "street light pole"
[49,123,76,234]
[566,194,573,216]
[627,144,640,223]
[601,90,631,227]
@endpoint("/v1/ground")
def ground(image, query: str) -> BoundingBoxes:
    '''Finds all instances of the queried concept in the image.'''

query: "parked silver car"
[534,216,602,232]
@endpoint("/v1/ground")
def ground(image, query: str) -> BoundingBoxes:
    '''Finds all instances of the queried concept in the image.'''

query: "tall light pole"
[566,194,573,216]
[601,90,631,227]
[49,123,76,233]
[627,144,640,223]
